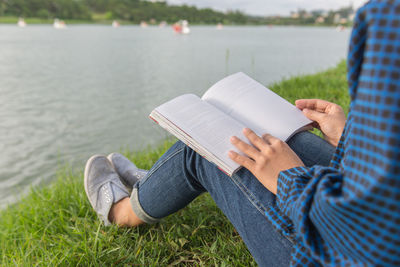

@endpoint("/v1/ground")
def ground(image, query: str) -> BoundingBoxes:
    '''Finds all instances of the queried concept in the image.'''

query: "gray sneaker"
[107,153,148,190]
[84,155,130,226]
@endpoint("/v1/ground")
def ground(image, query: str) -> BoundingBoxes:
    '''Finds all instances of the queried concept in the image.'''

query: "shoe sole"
[84,154,106,209]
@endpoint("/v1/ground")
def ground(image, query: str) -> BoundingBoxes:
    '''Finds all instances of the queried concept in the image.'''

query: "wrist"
[330,137,340,147]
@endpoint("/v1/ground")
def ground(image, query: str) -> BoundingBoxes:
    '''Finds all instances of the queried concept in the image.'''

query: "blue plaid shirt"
[270,1,400,266]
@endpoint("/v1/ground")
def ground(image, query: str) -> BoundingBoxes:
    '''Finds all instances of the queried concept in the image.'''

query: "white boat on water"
[53,19,67,29]
[336,25,346,32]
[140,21,148,28]
[17,18,27,27]
[112,20,120,28]
[181,20,190,34]
[173,20,191,34]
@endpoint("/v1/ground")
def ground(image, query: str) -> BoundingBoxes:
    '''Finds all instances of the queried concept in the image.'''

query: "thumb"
[303,108,326,123]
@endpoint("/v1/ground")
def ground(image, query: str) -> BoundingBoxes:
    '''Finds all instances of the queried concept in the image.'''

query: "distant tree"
[36,8,50,18]
[297,9,307,18]
[337,6,353,18]
[311,10,323,17]
[226,10,247,24]
[0,0,5,16]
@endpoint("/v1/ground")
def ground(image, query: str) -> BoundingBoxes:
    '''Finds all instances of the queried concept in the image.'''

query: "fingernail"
[230,136,237,143]
[243,128,250,134]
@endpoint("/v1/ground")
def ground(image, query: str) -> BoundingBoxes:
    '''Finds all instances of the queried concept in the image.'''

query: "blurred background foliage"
[0,0,355,25]
[0,0,250,24]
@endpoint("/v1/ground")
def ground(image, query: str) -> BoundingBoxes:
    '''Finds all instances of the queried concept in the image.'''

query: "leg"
[119,131,334,266]
[287,131,335,167]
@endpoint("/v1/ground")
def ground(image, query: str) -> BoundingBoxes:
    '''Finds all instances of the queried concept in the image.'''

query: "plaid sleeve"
[275,1,400,266]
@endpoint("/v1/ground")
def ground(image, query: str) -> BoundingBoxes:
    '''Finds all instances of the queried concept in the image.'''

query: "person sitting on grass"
[83,1,400,266]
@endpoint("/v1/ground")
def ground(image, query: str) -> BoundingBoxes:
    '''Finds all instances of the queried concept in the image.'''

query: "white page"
[151,110,234,174]
[202,72,312,141]
[154,94,249,172]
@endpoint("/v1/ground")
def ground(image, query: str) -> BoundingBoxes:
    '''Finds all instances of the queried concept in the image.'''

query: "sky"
[166,0,368,16]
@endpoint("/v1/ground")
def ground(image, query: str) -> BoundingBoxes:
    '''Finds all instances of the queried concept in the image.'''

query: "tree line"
[0,0,253,24]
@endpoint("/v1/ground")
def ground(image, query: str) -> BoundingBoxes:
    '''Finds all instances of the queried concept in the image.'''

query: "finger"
[261,134,272,145]
[262,133,281,145]
[228,151,255,170]
[243,128,269,151]
[230,136,260,159]
[302,108,326,123]
[295,99,332,112]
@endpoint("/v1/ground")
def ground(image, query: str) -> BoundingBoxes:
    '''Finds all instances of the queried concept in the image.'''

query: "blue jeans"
[130,131,335,267]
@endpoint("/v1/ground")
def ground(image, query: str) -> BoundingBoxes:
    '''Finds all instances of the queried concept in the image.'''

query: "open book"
[150,73,312,176]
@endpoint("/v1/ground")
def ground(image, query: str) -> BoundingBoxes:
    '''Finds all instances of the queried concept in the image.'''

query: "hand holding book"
[295,99,346,147]
[150,73,312,176]
[228,128,304,195]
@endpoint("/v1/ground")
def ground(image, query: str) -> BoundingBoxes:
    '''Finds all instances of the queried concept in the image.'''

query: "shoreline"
[0,17,350,27]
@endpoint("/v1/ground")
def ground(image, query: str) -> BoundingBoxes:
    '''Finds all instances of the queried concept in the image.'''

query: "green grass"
[270,61,350,112]
[0,61,349,266]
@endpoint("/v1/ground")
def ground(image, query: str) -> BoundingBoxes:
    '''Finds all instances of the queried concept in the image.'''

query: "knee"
[175,141,198,159]
[170,141,203,168]
[173,140,187,150]
[175,141,218,175]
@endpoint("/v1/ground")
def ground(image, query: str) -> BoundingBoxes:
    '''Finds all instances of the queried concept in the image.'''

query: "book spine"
[149,115,159,124]
[217,167,230,176]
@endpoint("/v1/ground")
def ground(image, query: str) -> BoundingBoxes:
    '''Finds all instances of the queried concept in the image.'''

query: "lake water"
[0,25,350,207]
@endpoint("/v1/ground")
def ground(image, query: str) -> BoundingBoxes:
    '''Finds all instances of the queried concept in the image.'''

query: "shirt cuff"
[276,166,310,215]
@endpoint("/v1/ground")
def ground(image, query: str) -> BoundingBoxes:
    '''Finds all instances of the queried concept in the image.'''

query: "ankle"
[109,198,130,226]
[109,198,144,227]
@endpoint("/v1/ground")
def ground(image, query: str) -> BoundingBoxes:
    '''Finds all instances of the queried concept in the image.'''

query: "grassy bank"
[0,61,349,266]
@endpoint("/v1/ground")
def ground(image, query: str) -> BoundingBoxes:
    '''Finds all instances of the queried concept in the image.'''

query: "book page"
[154,94,249,173]
[202,72,312,141]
